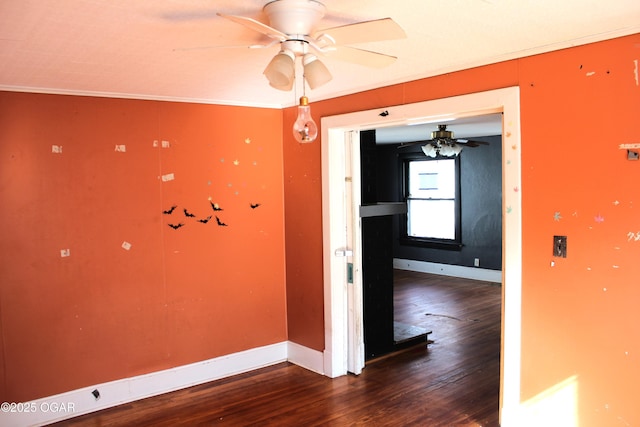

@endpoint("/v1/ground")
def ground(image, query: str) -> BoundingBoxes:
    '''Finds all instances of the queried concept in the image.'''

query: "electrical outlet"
[553,236,567,258]
[474,258,480,267]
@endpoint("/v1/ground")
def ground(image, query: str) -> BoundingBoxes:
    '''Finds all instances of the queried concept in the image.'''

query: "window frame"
[399,152,463,250]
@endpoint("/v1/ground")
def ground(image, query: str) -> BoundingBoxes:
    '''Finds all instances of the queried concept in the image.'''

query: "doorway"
[361,125,502,357]
[320,87,522,422]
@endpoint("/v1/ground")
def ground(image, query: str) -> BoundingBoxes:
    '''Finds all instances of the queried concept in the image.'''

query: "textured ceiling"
[0,0,639,109]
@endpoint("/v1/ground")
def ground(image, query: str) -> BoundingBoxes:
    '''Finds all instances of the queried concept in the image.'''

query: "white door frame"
[320,87,522,422]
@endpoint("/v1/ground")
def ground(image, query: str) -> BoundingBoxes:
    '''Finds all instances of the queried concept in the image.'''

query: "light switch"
[553,236,567,258]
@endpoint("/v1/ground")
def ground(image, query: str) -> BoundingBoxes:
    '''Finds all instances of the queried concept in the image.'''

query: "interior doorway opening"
[359,125,503,358]
[321,87,522,422]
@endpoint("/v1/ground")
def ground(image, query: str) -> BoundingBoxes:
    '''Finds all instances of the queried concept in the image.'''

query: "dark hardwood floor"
[52,270,502,426]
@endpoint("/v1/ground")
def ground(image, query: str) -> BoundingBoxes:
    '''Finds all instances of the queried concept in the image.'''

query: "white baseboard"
[393,258,502,283]
[2,342,290,427]
[287,341,325,375]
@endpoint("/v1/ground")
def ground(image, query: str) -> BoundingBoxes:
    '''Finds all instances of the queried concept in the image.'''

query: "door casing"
[320,87,522,423]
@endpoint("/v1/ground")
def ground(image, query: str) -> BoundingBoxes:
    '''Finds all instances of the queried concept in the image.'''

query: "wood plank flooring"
[52,270,502,426]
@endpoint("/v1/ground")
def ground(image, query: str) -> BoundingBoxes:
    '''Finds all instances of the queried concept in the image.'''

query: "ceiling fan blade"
[161,10,220,22]
[217,13,287,42]
[456,139,490,146]
[398,139,490,149]
[397,141,426,149]
[323,45,397,68]
[315,18,406,46]
[173,42,274,52]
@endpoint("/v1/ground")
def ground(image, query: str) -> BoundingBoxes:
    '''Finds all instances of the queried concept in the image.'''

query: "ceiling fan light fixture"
[303,53,332,89]
[420,124,463,157]
[264,49,295,90]
[422,142,462,158]
[219,3,407,93]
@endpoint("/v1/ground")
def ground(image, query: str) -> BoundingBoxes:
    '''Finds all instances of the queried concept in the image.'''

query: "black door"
[362,215,394,358]
[360,130,395,359]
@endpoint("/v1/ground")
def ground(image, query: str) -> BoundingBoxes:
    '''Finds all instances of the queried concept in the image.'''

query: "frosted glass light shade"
[303,54,332,89]
[263,50,295,91]
[422,143,462,157]
[421,144,437,158]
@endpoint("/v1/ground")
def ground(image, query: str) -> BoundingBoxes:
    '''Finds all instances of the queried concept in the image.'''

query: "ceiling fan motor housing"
[431,124,454,140]
[264,0,326,37]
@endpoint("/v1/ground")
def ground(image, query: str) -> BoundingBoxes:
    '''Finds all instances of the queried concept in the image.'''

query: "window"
[400,153,461,249]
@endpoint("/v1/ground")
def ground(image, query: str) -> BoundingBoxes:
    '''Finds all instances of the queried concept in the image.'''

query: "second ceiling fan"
[398,124,490,157]
[217,0,406,90]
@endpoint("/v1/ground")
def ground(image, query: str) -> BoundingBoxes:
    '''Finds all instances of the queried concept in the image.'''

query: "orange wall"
[283,33,640,425]
[0,93,287,402]
[518,37,640,424]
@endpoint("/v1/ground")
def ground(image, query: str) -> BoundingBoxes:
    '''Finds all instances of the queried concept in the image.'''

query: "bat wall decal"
[163,205,177,215]
[198,215,212,224]
[250,203,261,209]
[163,201,240,228]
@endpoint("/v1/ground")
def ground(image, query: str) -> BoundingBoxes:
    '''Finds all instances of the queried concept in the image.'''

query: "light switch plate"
[553,236,567,258]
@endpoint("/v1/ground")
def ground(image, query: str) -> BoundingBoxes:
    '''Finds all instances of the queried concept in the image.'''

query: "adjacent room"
[358,122,502,357]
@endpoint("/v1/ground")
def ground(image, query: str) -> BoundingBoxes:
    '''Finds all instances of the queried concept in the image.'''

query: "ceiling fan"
[216,0,406,91]
[398,125,490,157]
